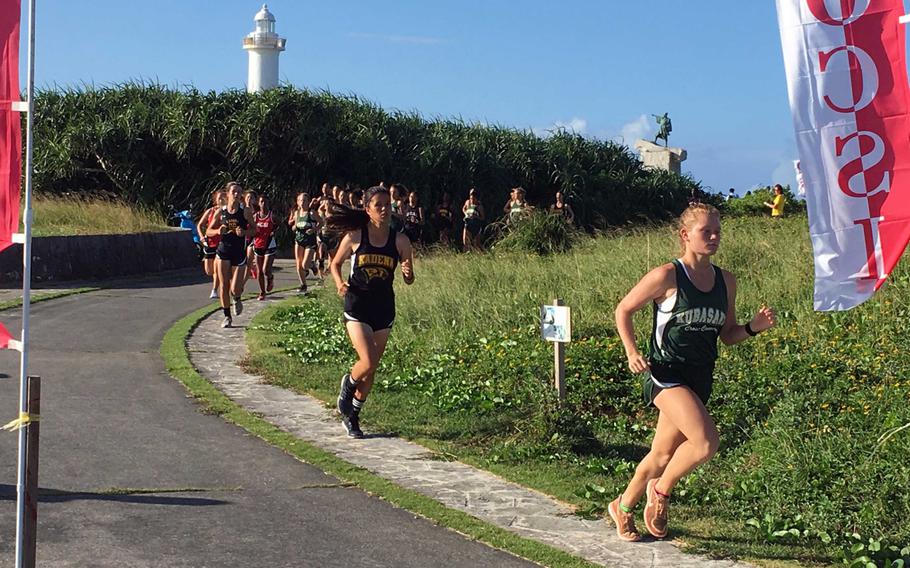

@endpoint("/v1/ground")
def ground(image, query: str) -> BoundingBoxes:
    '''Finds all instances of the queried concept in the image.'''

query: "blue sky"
[19,1,805,195]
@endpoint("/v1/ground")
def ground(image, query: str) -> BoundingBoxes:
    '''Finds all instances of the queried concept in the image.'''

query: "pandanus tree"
[31,83,709,230]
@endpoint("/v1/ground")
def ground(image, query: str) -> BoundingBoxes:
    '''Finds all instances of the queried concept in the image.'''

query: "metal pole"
[22,376,40,568]
[553,298,566,403]
[15,0,37,566]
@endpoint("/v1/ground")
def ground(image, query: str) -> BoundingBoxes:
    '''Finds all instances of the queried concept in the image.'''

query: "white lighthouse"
[243,4,286,93]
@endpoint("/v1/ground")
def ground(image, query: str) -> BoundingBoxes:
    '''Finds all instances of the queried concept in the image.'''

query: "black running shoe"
[342,414,364,439]
[337,373,355,416]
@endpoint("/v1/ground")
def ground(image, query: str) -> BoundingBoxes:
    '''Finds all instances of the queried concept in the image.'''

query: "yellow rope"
[1,412,39,432]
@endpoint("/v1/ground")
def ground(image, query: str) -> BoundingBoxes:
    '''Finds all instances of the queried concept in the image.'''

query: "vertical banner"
[777,0,910,311]
[0,0,21,253]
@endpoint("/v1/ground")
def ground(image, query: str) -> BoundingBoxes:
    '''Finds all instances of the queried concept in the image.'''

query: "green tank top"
[509,201,524,221]
[296,211,315,235]
[465,204,477,219]
[649,259,728,368]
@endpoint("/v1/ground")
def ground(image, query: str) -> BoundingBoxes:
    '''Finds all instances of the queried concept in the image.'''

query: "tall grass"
[26,194,169,236]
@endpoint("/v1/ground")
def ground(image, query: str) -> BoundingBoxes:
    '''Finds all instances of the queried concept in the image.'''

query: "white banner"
[777,0,910,311]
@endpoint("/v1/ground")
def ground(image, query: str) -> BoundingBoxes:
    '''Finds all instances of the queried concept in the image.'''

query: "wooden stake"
[553,299,566,403]
[23,375,40,568]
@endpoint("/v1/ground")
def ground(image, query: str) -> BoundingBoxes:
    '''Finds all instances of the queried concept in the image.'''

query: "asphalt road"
[0,267,535,567]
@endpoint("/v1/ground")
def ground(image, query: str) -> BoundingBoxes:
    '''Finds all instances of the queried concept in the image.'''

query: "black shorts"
[203,245,218,260]
[319,234,338,251]
[296,234,317,249]
[254,246,277,257]
[216,246,247,267]
[343,292,395,332]
[464,218,482,236]
[642,361,714,407]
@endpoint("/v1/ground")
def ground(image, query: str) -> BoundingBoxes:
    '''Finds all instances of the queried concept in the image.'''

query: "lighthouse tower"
[243,4,286,93]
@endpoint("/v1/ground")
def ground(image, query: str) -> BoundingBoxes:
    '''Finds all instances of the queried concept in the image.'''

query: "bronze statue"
[653,113,672,146]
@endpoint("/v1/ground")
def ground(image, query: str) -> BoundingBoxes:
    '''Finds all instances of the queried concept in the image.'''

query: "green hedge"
[32,83,708,229]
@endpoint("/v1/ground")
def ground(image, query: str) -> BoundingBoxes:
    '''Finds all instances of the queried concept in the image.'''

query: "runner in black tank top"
[207,183,255,328]
[328,186,415,439]
[344,225,399,330]
[607,203,777,543]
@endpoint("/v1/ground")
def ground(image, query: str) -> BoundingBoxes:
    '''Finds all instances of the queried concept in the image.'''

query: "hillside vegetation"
[32,84,704,228]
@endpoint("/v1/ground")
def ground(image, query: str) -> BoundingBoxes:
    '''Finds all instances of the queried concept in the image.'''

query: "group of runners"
[198,180,777,542]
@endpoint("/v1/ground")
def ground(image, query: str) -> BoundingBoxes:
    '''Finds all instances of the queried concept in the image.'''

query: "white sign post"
[541,299,571,402]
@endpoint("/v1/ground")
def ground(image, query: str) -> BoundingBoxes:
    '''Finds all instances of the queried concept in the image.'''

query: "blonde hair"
[677,203,720,256]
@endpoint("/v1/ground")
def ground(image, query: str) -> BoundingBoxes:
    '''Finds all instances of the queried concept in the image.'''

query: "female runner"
[462,187,485,251]
[403,190,424,244]
[328,185,415,438]
[318,196,338,278]
[242,188,260,282]
[433,192,454,245]
[289,192,319,292]
[252,194,278,300]
[608,202,776,541]
[551,191,575,225]
[196,188,225,298]
[389,183,409,233]
[206,183,256,328]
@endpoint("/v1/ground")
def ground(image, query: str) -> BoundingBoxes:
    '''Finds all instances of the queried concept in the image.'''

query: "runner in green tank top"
[608,203,777,542]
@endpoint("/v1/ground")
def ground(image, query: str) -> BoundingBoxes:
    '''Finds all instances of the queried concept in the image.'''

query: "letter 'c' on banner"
[777,0,910,310]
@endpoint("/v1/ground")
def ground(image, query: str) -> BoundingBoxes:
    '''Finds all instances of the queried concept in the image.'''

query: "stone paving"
[187,291,753,568]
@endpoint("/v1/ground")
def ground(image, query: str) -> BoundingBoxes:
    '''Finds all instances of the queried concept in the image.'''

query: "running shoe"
[266,274,274,292]
[221,316,232,328]
[342,413,364,439]
[257,293,266,301]
[644,478,670,538]
[250,264,259,279]
[607,497,641,542]
[337,373,355,416]
[233,297,244,316]
[209,288,218,299]
[298,284,307,294]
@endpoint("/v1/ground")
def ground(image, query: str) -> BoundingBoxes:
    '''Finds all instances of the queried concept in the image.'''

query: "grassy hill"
[247,214,910,567]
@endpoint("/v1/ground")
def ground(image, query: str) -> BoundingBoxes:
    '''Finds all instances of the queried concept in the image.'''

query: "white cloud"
[346,32,446,45]
[616,114,655,145]
[533,117,588,138]
[771,157,798,190]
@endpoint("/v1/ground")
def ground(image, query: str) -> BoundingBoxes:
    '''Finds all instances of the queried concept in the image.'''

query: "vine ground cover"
[246,215,910,567]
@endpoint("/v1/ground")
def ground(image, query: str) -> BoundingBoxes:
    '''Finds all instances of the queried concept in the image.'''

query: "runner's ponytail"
[325,185,390,235]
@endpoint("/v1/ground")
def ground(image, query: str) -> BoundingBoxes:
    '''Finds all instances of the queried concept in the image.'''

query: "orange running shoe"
[644,478,669,538]
[607,497,641,542]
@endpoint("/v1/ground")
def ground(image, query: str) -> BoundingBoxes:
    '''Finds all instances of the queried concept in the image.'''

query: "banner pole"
[15,0,37,566]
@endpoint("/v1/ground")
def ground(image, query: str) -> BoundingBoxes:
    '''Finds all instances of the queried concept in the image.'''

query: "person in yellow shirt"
[764,184,785,217]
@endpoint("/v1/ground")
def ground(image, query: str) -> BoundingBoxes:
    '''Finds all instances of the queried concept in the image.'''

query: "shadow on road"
[0,484,229,507]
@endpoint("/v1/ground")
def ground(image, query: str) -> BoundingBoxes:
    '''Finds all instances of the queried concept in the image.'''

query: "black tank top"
[217,205,249,254]
[348,226,399,298]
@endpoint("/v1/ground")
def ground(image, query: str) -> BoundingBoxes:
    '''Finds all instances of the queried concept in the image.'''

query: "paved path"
[189,290,753,568]
[0,263,536,567]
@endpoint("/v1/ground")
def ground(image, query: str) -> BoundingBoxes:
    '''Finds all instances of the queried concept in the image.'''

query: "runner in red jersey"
[197,188,226,299]
[253,194,278,300]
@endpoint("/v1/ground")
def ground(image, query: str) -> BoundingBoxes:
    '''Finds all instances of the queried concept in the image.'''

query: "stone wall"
[0,230,198,283]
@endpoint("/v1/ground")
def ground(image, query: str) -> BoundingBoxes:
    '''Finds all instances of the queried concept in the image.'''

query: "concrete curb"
[186,293,753,568]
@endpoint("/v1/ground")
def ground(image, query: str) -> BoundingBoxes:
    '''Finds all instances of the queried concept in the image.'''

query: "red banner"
[777,0,910,310]
[0,0,21,254]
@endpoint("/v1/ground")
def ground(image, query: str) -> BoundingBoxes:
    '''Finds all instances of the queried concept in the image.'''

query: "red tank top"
[253,211,276,249]
[205,208,222,248]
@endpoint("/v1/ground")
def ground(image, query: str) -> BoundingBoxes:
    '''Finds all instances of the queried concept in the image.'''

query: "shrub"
[493,211,580,255]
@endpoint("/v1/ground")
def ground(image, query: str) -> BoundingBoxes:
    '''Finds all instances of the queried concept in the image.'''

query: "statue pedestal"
[634,140,687,174]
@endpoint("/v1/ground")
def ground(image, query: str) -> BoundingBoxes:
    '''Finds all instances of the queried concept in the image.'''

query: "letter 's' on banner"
[0,0,21,254]
[777,0,910,310]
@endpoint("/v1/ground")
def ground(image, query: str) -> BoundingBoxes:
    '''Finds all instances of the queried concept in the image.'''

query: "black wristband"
[745,322,758,337]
